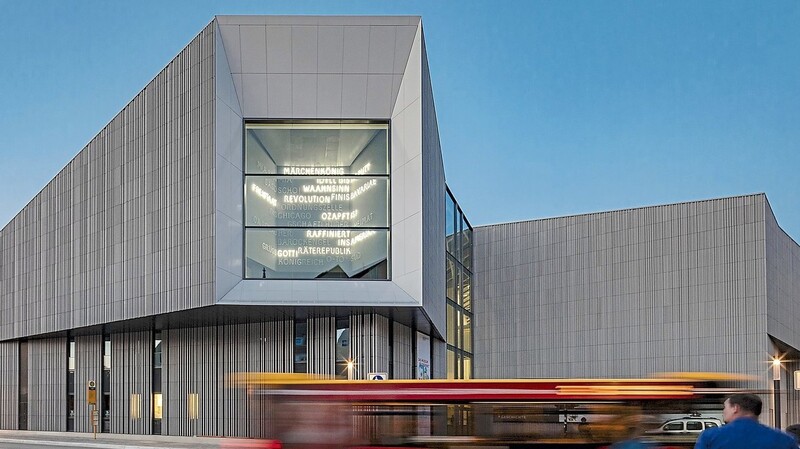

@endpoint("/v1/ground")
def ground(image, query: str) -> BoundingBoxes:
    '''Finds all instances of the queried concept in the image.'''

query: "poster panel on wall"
[416,332,431,380]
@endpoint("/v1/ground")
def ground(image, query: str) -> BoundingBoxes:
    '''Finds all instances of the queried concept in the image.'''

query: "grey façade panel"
[240,25,267,74]
[73,335,102,433]
[0,21,217,341]
[110,331,152,435]
[292,26,318,73]
[765,197,800,349]
[215,21,245,303]
[420,30,447,339]
[0,341,18,430]
[318,26,345,73]
[474,194,772,385]
[389,23,424,309]
[27,338,66,431]
[217,15,420,119]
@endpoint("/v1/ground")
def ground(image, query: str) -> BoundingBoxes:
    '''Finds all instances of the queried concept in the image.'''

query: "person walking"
[694,393,796,449]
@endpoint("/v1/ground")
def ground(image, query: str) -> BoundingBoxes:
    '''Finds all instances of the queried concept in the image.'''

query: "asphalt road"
[0,444,84,449]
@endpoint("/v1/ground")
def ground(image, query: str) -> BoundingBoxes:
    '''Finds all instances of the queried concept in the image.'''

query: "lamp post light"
[773,357,782,429]
[346,359,354,381]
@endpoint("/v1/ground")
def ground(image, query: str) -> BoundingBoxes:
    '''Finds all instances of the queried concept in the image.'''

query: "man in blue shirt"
[695,393,796,449]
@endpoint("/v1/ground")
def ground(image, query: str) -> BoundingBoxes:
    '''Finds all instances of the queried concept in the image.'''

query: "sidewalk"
[0,430,267,448]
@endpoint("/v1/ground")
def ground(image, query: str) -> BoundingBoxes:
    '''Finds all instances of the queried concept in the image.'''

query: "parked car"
[646,417,723,434]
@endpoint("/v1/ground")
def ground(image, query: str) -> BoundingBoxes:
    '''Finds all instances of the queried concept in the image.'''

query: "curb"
[0,437,170,449]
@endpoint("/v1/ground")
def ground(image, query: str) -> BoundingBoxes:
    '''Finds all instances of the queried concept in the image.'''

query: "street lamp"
[773,357,782,429]
[346,359,354,380]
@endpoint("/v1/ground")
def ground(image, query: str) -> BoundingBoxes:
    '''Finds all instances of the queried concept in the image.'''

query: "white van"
[647,417,723,434]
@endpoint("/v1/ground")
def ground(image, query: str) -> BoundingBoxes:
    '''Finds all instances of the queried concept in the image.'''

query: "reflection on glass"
[68,341,75,371]
[244,122,391,281]
[153,338,162,369]
[103,339,111,370]
[461,270,471,311]
[447,349,456,380]
[246,228,389,279]
[463,314,472,354]
[294,320,307,374]
[447,306,458,347]
[446,257,457,301]
[245,176,389,228]
[461,218,472,269]
[446,192,456,255]
[246,123,389,175]
[444,187,474,380]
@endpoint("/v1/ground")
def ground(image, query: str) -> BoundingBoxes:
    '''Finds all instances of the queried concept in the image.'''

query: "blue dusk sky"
[1,1,798,240]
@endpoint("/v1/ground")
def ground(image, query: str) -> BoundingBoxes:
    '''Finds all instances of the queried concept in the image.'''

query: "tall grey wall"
[765,202,800,349]
[0,22,217,341]
[214,20,245,301]
[111,331,153,434]
[0,341,18,429]
[392,321,414,379]
[765,202,800,426]
[0,314,410,435]
[420,31,447,339]
[475,194,769,384]
[74,334,102,433]
[350,313,391,378]
[308,316,336,375]
[28,338,67,431]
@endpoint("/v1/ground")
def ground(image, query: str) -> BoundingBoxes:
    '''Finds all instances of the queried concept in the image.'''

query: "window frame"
[243,120,392,281]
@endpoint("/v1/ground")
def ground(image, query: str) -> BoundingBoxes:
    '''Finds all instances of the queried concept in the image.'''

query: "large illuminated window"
[245,122,390,280]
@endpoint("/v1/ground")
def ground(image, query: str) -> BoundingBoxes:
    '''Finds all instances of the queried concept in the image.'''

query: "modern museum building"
[0,15,475,436]
[1,14,800,437]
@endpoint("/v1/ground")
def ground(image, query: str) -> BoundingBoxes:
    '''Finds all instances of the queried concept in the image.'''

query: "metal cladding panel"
[0,341,19,429]
[28,338,66,431]
[162,321,294,437]
[392,321,413,379]
[163,327,219,437]
[784,358,800,429]
[111,331,152,435]
[308,316,336,376]
[0,22,217,341]
[74,334,102,433]
[349,313,390,379]
[432,337,447,380]
[217,323,248,437]
[216,16,418,119]
[475,194,769,387]
[420,31,447,339]
[214,21,245,304]
[389,24,424,308]
[765,199,800,349]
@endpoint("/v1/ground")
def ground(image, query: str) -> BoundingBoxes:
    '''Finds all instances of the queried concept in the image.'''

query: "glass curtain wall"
[67,339,75,431]
[445,188,473,379]
[244,122,391,280]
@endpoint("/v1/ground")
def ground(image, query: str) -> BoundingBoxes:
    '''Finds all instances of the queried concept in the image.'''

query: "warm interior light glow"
[188,393,199,420]
[153,393,163,419]
[130,393,141,419]
[774,359,782,367]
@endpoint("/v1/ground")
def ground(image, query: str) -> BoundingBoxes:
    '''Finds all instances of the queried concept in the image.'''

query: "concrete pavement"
[0,430,269,449]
